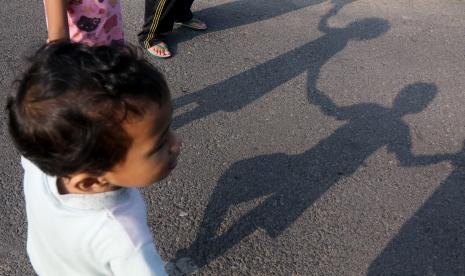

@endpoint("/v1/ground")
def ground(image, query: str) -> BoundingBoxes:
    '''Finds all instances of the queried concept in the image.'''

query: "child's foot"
[146,42,171,59]
[175,18,207,31]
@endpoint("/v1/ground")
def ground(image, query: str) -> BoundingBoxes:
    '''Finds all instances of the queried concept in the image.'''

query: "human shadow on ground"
[195,0,327,33]
[166,0,326,51]
[180,81,443,267]
[172,0,386,129]
[172,0,397,267]
[368,144,465,275]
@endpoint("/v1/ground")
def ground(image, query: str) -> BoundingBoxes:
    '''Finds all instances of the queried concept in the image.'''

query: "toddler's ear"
[64,173,114,194]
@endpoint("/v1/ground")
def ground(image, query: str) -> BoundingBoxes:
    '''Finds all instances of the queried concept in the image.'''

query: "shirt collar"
[46,175,131,211]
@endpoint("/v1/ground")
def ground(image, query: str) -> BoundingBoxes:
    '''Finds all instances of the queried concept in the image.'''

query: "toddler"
[7,42,181,275]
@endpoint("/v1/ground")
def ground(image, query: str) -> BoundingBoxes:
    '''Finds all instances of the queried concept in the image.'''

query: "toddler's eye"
[149,126,172,156]
[155,138,167,152]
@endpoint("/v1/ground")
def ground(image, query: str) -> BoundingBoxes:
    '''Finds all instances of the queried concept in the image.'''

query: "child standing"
[138,0,207,58]
[43,0,124,45]
[7,42,181,275]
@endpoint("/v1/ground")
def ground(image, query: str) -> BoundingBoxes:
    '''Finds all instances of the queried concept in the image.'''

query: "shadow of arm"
[318,0,356,33]
[307,71,353,120]
[388,130,452,166]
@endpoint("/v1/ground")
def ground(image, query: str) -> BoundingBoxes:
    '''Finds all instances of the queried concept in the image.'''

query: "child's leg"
[173,0,207,30]
[138,0,177,49]
[173,0,194,23]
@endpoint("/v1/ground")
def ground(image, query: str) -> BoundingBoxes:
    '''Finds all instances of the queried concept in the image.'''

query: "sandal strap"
[177,18,207,30]
[153,43,168,50]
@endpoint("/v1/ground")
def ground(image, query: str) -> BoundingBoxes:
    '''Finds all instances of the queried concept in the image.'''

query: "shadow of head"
[346,17,390,41]
[392,82,438,115]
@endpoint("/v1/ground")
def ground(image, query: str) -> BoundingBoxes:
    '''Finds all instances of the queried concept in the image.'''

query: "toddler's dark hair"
[7,42,170,176]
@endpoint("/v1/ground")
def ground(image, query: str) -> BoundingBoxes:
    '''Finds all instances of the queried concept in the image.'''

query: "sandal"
[175,18,207,31]
[146,42,171,59]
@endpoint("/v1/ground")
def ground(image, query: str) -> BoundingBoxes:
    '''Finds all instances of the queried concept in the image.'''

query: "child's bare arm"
[43,0,69,42]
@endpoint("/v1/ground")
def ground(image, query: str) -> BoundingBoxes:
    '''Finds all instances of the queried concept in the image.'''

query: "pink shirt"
[45,0,124,45]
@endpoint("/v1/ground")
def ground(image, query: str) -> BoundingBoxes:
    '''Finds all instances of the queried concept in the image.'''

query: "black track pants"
[138,0,195,48]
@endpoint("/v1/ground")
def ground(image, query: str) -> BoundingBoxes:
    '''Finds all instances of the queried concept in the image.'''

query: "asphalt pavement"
[1,0,465,275]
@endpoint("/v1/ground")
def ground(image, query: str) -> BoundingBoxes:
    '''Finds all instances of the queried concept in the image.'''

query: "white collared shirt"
[21,158,167,276]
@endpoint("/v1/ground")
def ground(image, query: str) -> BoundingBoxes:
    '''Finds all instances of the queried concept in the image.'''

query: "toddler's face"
[103,102,181,188]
